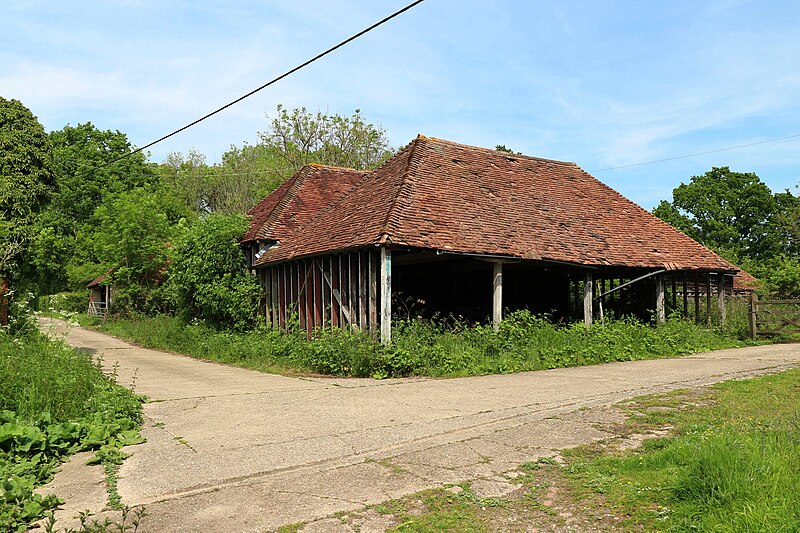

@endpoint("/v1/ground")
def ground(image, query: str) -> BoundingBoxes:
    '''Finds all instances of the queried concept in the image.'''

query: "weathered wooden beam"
[694,275,700,325]
[717,273,726,325]
[655,274,665,324]
[369,251,377,331]
[359,252,368,330]
[583,271,593,326]
[492,261,503,331]
[706,272,712,327]
[380,247,392,344]
[682,272,688,319]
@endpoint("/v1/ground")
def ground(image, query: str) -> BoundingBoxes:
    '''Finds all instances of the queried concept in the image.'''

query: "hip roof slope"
[255,136,736,271]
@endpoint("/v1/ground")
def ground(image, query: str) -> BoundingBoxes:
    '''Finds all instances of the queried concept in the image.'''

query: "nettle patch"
[0,331,145,531]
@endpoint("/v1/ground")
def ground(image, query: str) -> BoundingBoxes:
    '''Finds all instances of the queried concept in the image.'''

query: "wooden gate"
[749,294,800,338]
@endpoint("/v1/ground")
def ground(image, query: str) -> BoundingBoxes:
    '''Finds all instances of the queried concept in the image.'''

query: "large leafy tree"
[30,123,161,293]
[0,97,53,276]
[653,167,780,262]
[655,167,800,296]
[49,122,158,224]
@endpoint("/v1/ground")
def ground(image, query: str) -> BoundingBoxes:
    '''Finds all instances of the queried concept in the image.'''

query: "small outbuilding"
[87,272,112,317]
[243,136,746,342]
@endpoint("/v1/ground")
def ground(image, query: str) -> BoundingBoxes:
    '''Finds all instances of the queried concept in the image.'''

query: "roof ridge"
[307,162,361,171]
[379,136,423,243]
[424,135,578,167]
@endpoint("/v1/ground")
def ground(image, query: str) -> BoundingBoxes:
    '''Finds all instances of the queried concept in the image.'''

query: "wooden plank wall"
[261,250,380,335]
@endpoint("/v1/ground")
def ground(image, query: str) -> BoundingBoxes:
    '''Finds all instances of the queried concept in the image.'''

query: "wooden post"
[706,272,712,327]
[682,272,688,319]
[655,273,665,324]
[492,261,503,331]
[583,271,593,326]
[369,251,377,331]
[694,275,700,325]
[380,247,392,344]
[748,291,757,339]
[717,273,726,325]
[671,274,677,312]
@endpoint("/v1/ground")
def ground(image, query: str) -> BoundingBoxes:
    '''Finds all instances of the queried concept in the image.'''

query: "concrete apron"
[37,318,800,532]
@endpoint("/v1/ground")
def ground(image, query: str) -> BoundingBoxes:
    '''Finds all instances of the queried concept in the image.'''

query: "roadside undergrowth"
[86,310,746,378]
[0,325,145,531]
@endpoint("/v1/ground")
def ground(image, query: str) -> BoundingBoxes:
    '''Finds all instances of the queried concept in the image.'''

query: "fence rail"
[749,294,800,338]
[87,301,108,317]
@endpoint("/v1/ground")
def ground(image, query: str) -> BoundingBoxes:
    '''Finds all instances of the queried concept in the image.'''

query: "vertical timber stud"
[717,272,726,325]
[749,291,757,340]
[583,271,593,326]
[380,247,392,344]
[369,251,377,333]
[706,272,712,327]
[492,261,503,331]
[655,273,666,324]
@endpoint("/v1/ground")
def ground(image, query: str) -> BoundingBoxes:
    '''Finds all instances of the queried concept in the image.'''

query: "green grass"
[564,369,800,531]
[87,310,747,379]
[0,330,144,531]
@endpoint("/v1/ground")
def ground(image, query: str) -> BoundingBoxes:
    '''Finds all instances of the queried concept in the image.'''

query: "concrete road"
[38,318,800,532]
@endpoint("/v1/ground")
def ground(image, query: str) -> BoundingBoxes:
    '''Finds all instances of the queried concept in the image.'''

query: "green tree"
[0,97,53,277]
[26,122,161,294]
[90,187,188,315]
[170,214,261,330]
[49,122,158,224]
[260,105,393,173]
[653,167,780,261]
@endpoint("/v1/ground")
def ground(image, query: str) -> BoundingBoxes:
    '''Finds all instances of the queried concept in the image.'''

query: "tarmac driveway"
[38,318,800,532]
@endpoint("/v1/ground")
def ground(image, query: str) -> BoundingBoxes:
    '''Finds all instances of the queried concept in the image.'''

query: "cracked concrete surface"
[38,317,800,532]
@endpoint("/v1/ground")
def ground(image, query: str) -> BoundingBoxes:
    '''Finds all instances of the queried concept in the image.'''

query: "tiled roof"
[242,164,367,243]
[253,136,739,272]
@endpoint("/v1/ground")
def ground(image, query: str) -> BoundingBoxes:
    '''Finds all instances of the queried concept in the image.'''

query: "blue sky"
[3,0,799,209]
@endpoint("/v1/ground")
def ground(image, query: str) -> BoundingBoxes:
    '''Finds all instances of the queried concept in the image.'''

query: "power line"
[91,0,425,173]
[590,133,800,173]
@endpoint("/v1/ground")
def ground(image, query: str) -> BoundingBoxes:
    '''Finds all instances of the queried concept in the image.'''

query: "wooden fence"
[749,293,800,338]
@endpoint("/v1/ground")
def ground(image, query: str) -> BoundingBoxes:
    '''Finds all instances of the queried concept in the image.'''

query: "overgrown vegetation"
[0,326,144,531]
[89,310,744,379]
[562,369,800,531]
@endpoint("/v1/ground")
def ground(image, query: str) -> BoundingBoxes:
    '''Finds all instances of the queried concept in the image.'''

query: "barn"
[242,135,744,343]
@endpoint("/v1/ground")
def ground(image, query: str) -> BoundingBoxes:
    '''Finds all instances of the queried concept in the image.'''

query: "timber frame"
[245,136,751,343]
[256,245,736,343]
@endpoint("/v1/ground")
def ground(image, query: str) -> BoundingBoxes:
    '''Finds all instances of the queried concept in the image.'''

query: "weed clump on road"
[93,310,743,378]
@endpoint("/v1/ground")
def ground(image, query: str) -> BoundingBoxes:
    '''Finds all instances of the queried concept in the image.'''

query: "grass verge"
[0,328,144,531]
[563,368,800,531]
[81,310,747,378]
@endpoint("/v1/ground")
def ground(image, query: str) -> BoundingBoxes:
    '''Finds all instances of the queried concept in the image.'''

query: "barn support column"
[380,247,392,344]
[655,274,665,324]
[583,272,593,326]
[717,272,726,325]
[492,261,503,331]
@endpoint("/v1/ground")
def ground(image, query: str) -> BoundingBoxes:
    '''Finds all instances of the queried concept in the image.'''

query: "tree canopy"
[654,166,800,296]
[0,97,53,277]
